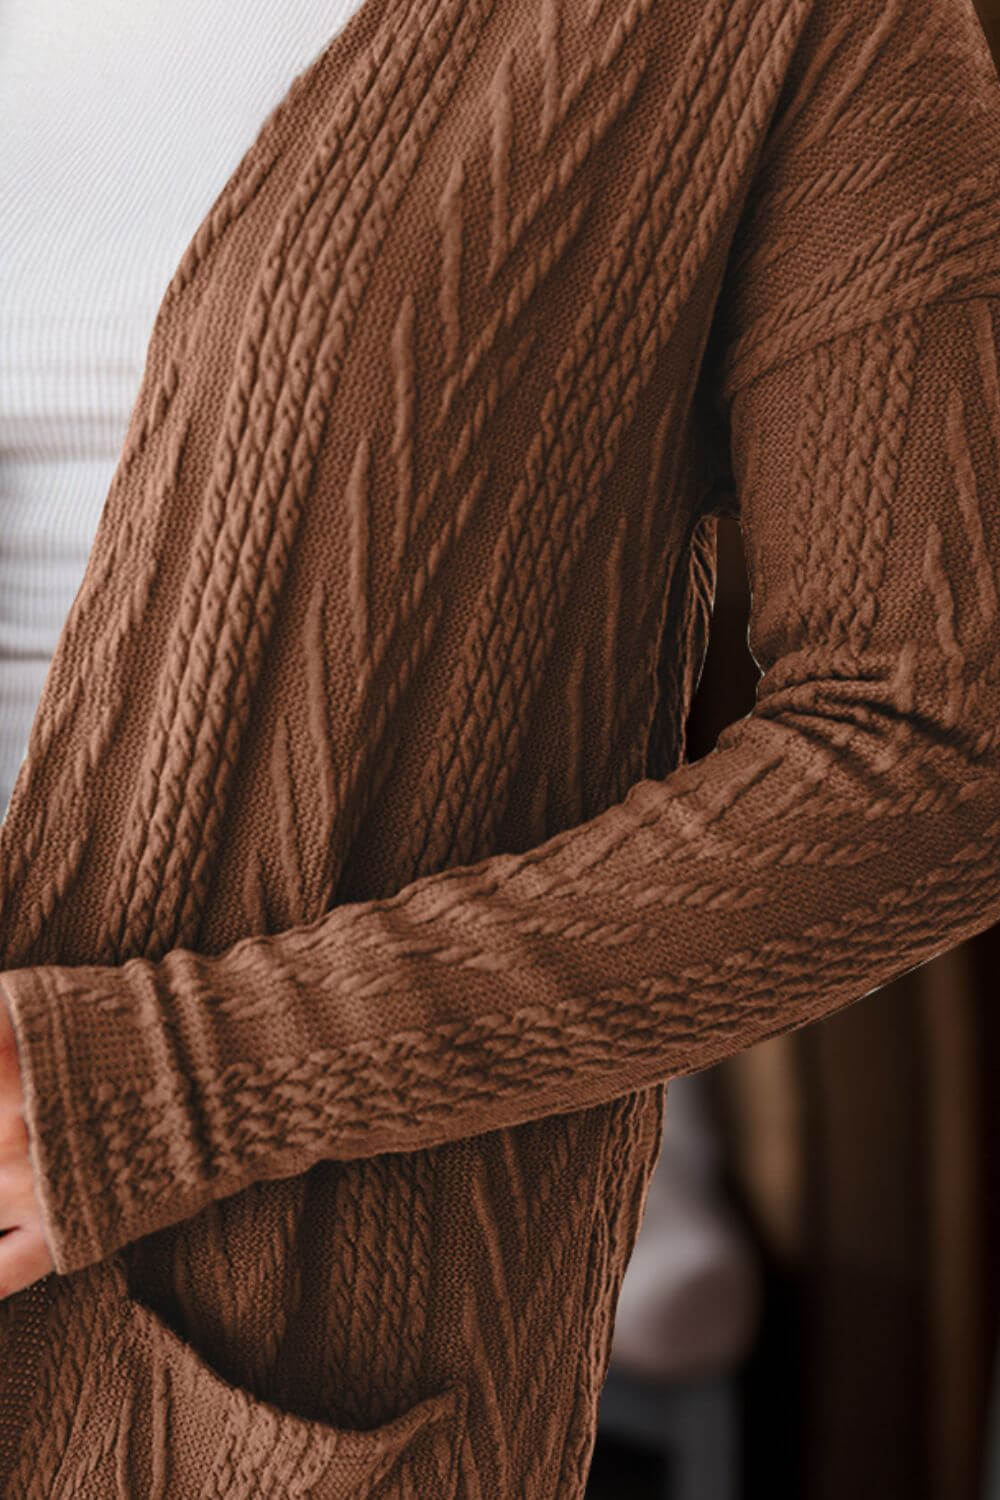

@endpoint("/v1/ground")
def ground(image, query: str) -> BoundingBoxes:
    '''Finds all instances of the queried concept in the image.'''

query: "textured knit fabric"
[1,0,753,1398]
[0,0,999,1494]
[0,0,367,817]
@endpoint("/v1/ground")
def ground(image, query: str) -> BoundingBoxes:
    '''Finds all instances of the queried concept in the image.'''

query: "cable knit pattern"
[0,0,998,1494]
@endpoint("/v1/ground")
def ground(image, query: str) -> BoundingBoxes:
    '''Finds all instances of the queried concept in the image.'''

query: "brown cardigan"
[1,0,999,1492]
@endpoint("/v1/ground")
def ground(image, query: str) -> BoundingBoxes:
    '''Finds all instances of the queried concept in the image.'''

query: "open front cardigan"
[1,0,999,1493]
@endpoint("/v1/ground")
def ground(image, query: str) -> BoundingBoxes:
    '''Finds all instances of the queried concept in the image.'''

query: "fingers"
[0,1112,38,1233]
[0,1224,53,1301]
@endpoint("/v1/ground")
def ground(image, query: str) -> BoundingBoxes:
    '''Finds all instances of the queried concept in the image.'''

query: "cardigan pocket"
[56,1288,469,1500]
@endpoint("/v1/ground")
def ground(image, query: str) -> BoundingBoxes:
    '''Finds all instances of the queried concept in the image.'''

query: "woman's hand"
[0,987,54,1298]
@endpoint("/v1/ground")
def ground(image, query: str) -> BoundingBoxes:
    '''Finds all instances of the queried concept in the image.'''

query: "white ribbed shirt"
[0,0,367,820]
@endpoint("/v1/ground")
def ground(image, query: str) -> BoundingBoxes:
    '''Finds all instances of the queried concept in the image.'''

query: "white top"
[0,0,367,820]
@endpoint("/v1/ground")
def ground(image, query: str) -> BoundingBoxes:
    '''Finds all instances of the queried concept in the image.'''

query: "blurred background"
[586,8,1000,1495]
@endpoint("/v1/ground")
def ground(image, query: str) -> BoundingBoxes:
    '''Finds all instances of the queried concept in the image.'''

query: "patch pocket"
[61,1290,469,1500]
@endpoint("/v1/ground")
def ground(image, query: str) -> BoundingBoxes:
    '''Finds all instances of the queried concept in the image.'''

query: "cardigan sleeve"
[4,4,1000,1281]
[7,288,1000,1281]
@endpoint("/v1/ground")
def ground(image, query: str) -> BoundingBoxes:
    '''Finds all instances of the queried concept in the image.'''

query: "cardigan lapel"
[0,0,448,978]
[0,0,472,1457]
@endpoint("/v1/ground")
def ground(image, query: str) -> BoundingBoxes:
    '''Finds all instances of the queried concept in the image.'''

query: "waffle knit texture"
[1,0,999,1494]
